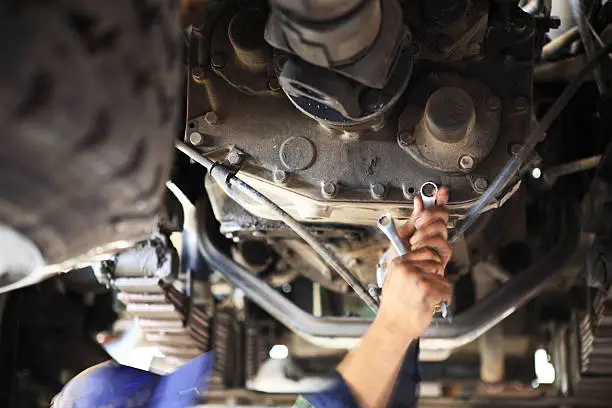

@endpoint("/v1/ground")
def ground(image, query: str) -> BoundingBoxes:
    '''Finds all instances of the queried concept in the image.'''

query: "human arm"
[334,188,452,408]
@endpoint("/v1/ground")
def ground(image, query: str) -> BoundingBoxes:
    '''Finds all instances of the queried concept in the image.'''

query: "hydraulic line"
[175,141,380,313]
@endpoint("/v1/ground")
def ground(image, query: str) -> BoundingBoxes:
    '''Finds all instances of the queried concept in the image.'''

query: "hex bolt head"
[273,169,289,184]
[321,181,337,198]
[487,96,502,111]
[397,130,416,147]
[211,54,225,69]
[370,183,386,200]
[459,155,475,170]
[189,131,204,146]
[227,151,242,165]
[474,177,489,192]
[204,111,218,125]
[514,96,528,111]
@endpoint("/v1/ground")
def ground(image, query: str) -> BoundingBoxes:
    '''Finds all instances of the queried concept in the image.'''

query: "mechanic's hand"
[386,186,451,268]
[378,187,452,341]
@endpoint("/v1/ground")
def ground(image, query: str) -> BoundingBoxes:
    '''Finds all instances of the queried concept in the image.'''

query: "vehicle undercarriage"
[2,0,612,406]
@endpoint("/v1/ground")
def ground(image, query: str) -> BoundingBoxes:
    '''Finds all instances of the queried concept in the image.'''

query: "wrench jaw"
[420,182,439,210]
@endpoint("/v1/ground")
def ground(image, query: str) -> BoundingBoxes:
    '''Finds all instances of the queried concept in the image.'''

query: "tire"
[0,0,182,266]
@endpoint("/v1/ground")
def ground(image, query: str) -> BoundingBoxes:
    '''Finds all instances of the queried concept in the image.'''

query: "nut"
[204,111,218,125]
[474,177,489,192]
[459,155,475,170]
[370,183,386,200]
[273,169,289,184]
[189,131,204,146]
[321,181,337,198]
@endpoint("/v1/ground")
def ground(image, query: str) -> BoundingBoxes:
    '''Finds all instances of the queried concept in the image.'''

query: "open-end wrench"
[376,183,449,318]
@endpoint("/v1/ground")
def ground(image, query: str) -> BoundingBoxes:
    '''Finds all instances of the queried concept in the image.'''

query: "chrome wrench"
[376,182,449,318]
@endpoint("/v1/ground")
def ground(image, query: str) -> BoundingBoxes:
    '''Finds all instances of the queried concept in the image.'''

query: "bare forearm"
[337,318,415,408]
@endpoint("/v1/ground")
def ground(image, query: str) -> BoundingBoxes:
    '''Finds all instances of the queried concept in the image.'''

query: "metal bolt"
[273,169,289,184]
[204,111,218,125]
[397,130,416,147]
[227,151,242,165]
[268,78,280,92]
[510,144,522,155]
[514,97,528,111]
[211,54,225,69]
[474,177,489,192]
[459,155,475,170]
[192,66,205,82]
[486,96,501,111]
[370,184,386,200]
[321,181,337,198]
[189,131,204,146]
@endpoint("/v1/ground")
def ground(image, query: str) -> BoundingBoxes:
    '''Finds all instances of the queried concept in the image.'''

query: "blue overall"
[52,342,420,408]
